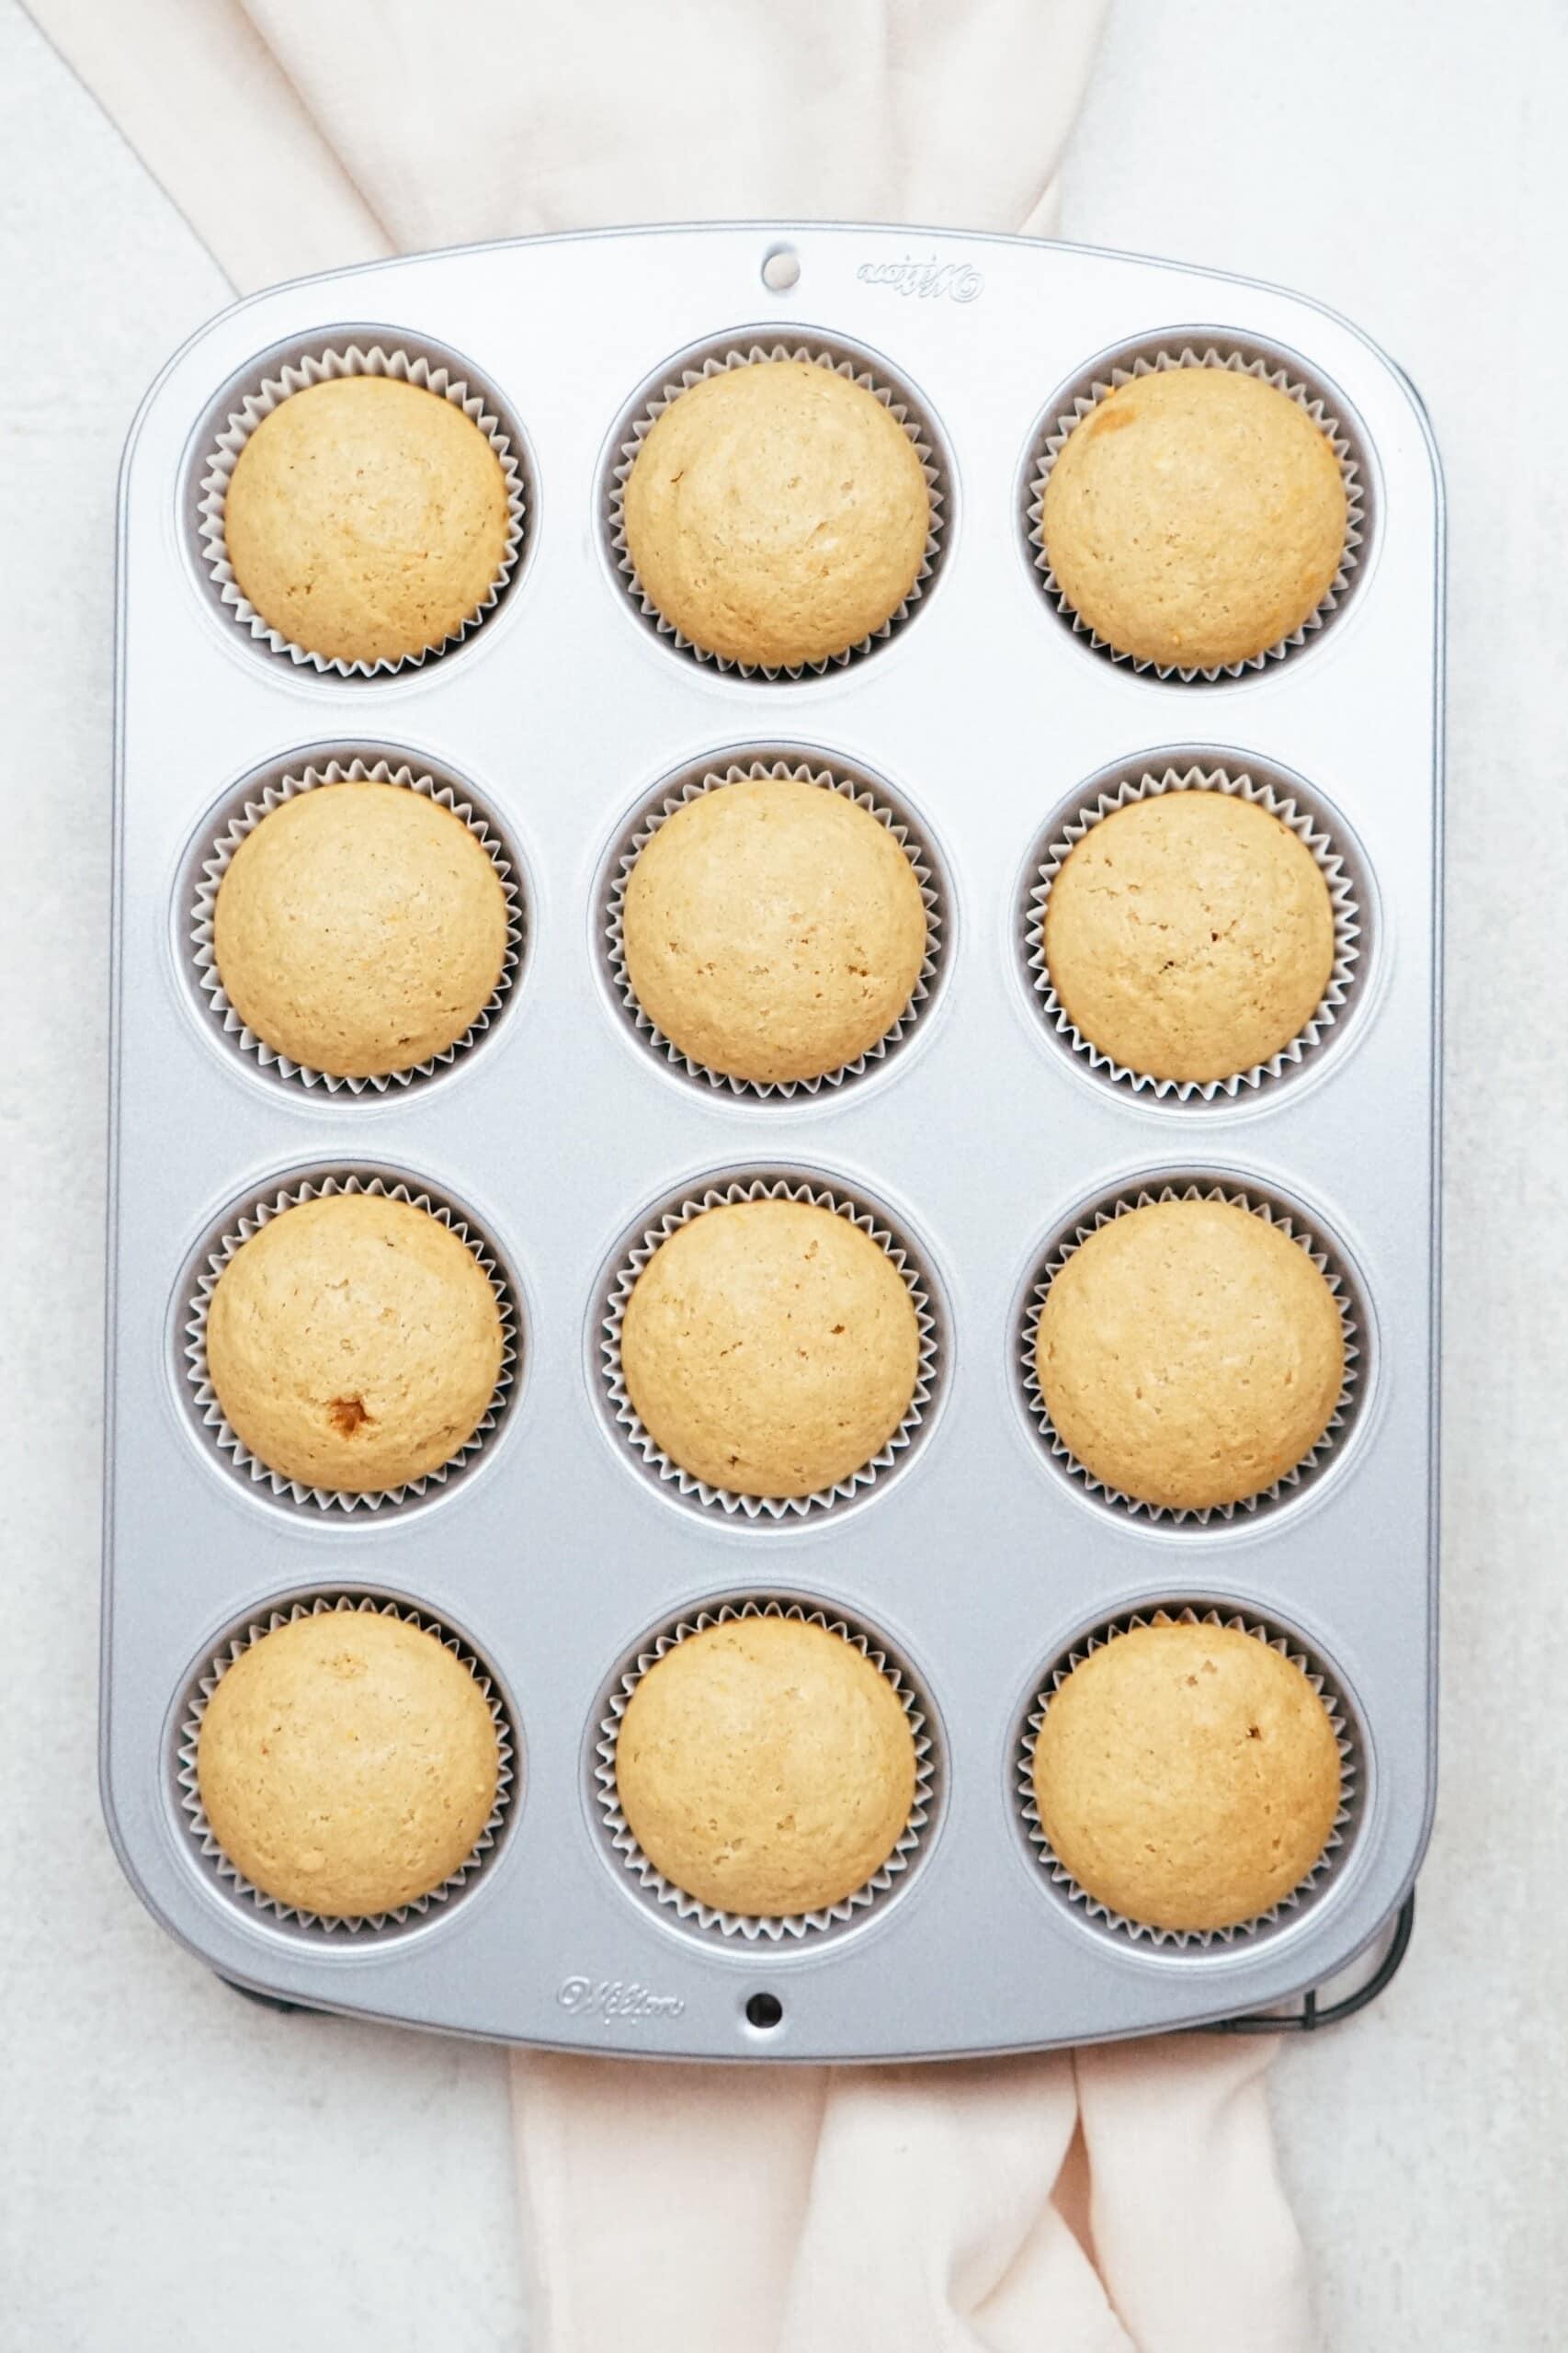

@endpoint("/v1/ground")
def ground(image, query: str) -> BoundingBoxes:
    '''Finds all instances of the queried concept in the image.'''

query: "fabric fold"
[513,2038,1313,2353]
[21,0,1107,291]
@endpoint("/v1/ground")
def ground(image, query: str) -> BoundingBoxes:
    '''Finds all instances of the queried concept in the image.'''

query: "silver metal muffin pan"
[105,222,1441,2059]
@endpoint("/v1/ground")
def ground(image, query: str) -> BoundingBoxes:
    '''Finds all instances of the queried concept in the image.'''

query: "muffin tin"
[104,222,1441,2057]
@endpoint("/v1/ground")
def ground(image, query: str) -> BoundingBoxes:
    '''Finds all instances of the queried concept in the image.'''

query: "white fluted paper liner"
[177,1593,515,1935]
[184,1172,517,1514]
[190,758,525,1095]
[1026,764,1362,1102]
[1027,345,1367,680]
[608,340,948,678]
[600,1175,939,1520]
[198,343,526,677]
[594,1597,936,1942]
[1017,1605,1358,1949]
[604,757,944,1098]
[1019,1181,1362,1525]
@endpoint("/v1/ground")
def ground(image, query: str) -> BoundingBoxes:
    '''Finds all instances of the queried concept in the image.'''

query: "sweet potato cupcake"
[621,359,930,668]
[203,1193,505,1494]
[1040,367,1348,670]
[615,1615,917,1916]
[620,775,929,1085]
[222,375,511,665]
[1042,790,1336,1085]
[619,1198,922,1500]
[210,779,510,1081]
[1031,1619,1343,1933]
[1033,1198,1346,1512]
[197,1609,501,1917]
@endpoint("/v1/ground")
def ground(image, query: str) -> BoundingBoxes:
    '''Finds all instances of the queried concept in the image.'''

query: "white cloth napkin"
[514,2033,1315,2353]
[28,3,1321,2342]
[26,0,1109,292]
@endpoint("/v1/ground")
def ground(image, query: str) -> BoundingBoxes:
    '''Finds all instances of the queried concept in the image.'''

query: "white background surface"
[2,2,1564,2346]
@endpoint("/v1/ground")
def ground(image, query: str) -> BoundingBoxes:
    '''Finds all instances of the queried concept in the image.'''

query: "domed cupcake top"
[622,359,930,668]
[1041,367,1348,670]
[204,1193,505,1495]
[1034,1198,1346,1513]
[615,1615,917,1917]
[621,775,928,1085]
[197,1609,502,1919]
[1031,1619,1343,1933]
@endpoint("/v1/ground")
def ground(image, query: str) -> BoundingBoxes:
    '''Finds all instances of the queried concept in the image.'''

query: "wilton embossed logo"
[557,1975,686,2023]
[857,256,984,304]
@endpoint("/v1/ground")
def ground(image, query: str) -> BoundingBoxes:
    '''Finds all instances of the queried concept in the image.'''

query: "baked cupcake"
[621,360,930,668]
[212,779,510,1080]
[1043,790,1335,1084]
[204,1193,505,1493]
[223,376,511,665]
[1031,1619,1342,1932]
[615,1616,917,1915]
[1041,368,1348,670]
[1034,1199,1344,1512]
[197,1609,501,1916]
[619,1199,921,1499]
[622,775,928,1085]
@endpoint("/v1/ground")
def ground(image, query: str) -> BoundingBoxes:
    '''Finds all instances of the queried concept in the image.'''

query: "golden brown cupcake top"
[619,1198,921,1499]
[622,359,930,668]
[1034,1198,1345,1512]
[616,1616,917,1915]
[205,1193,504,1494]
[1041,368,1347,669]
[223,376,510,665]
[197,1609,500,1917]
[212,780,509,1080]
[1043,791,1335,1084]
[1031,1620,1342,1932]
[622,776,928,1084]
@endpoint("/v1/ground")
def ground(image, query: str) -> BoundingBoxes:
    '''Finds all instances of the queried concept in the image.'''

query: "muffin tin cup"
[593,1597,936,1944]
[1016,1605,1358,1951]
[196,342,527,678]
[188,756,526,1096]
[182,1171,518,1515]
[176,1592,516,1936]
[1026,342,1368,681]
[1018,1179,1364,1526]
[1024,760,1363,1104]
[606,336,949,678]
[602,754,945,1100]
[597,1173,941,1522]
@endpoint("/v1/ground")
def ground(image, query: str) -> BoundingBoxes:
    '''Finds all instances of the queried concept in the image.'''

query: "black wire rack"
[1203,1892,1416,2036]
